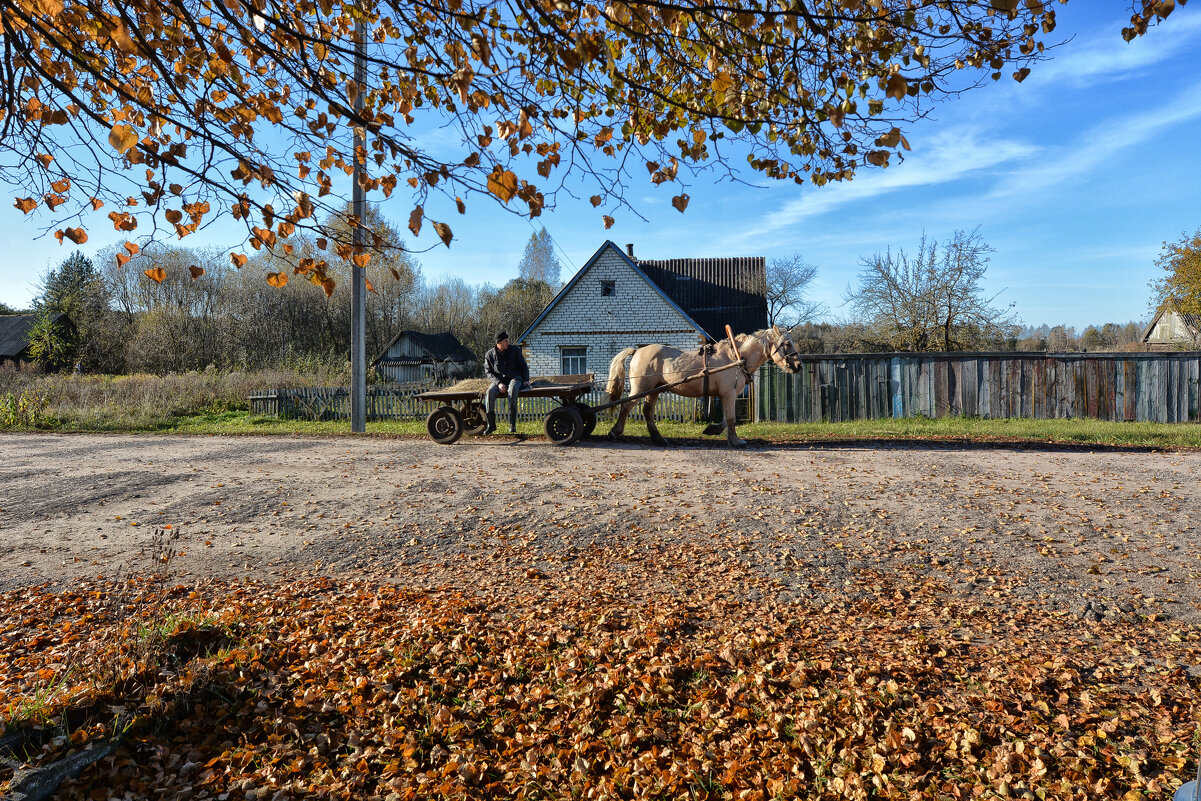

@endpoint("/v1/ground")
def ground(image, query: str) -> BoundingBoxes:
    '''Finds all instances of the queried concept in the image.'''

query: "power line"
[522,218,577,284]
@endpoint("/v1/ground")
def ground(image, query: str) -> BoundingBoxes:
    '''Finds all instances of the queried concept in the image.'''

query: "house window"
[601,280,615,296]
[561,347,587,375]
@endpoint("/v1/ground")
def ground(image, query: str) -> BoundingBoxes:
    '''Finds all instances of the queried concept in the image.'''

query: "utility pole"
[350,18,367,433]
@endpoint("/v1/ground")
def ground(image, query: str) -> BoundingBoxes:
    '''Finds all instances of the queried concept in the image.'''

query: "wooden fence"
[248,383,717,423]
[756,352,1201,424]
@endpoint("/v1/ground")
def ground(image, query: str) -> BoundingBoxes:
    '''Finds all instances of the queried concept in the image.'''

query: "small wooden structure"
[1143,300,1201,351]
[372,330,477,383]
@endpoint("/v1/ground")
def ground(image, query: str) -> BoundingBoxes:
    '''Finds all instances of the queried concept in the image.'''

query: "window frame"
[560,346,587,375]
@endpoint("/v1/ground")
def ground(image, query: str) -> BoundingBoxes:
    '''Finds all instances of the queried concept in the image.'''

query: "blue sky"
[2,4,1198,330]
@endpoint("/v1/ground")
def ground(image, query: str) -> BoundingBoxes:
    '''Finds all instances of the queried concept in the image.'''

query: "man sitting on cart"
[483,331,530,435]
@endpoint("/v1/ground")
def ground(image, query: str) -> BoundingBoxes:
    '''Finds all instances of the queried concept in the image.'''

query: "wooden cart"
[416,374,597,446]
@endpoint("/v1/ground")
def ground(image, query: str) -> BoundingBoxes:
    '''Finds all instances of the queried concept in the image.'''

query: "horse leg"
[643,393,668,446]
[607,399,633,439]
[720,389,746,448]
[704,396,727,435]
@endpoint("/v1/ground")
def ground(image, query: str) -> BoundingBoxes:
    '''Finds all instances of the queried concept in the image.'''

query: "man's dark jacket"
[485,345,529,384]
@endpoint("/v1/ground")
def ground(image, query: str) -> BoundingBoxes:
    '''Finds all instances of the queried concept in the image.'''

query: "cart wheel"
[544,406,584,446]
[572,403,597,438]
[462,400,487,435]
[426,406,464,445]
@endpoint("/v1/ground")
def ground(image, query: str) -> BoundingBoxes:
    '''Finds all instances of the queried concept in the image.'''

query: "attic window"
[601,280,615,296]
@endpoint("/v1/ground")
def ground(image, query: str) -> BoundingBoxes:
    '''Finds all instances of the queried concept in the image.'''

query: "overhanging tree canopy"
[0,0,1183,292]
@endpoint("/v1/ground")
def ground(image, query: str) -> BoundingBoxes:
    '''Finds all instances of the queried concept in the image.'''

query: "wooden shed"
[1142,300,1201,351]
[372,330,477,384]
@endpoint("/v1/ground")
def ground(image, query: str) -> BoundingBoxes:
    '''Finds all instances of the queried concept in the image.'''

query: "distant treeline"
[15,245,554,376]
[789,321,1148,355]
[10,230,1149,377]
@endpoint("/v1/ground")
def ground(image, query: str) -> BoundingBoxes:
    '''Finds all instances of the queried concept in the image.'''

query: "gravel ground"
[2,432,1199,623]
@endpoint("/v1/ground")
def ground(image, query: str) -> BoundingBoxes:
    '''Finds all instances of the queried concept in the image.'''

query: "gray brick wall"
[522,245,704,393]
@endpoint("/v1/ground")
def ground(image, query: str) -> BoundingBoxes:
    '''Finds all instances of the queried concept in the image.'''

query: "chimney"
[625,243,635,258]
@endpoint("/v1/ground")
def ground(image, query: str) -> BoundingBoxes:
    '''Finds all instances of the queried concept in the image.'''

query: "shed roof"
[636,256,767,341]
[0,313,68,359]
[372,330,476,366]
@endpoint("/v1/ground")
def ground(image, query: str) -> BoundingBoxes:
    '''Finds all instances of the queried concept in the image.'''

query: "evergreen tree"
[516,229,562,288]
[36,252,100,316]
[34,251,109,369]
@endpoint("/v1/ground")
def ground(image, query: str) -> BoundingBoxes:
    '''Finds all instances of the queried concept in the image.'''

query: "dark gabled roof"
[372,330,476,366]
[636,256,767,340]
[518,241,764,343]
[1141,299,1201,343]
[0,313,70,359]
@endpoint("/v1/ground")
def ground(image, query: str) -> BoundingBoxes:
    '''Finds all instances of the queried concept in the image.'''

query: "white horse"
[605,326,802,448]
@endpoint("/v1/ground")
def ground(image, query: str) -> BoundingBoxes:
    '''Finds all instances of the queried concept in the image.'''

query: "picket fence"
[756,351,1201,424]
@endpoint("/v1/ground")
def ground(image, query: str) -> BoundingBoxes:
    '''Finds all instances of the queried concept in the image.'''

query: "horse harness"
[698,339,755,400]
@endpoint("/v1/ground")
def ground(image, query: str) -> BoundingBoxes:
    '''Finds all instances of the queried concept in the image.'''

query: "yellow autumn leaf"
[108,124,138,154]
[486,169,518,203]
[144,267,166,283]
[266,272,288,288]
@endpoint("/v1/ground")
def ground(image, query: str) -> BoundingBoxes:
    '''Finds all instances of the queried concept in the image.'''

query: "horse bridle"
[766,332,799,371]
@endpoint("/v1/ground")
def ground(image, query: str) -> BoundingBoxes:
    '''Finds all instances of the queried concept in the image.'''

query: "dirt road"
[2,432,1199,623]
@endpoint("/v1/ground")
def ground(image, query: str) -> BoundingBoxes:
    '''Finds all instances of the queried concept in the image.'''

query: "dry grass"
[0,360,352,430]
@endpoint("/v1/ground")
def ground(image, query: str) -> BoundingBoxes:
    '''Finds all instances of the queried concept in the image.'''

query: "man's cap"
[496,331,509,343]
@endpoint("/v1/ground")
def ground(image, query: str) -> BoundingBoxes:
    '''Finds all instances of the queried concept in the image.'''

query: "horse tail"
[606,347,638,401]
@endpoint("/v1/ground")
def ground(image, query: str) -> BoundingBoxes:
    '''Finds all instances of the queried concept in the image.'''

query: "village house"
[372,330,477,383]
[517,241,767,382]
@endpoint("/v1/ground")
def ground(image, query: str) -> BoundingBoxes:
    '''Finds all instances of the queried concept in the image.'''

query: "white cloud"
[989,85,1201,198]
[1030,13,1201,87]
[719,130,1038,248]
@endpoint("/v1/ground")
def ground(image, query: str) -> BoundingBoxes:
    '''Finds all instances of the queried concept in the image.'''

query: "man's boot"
[508,408,518,434]
[482,412,496,435]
